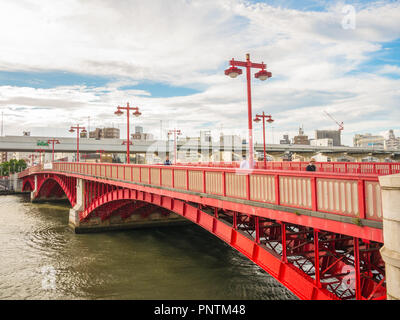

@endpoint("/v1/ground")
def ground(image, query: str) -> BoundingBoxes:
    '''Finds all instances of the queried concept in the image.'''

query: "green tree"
[0,159,27,175]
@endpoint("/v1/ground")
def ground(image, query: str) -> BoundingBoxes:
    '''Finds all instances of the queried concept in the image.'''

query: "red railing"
[176,161,400,175]
[31,162,384,223]
[18,164,43,178]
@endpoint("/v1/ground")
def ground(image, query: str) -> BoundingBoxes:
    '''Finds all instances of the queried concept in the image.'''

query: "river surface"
[0,194,295,300]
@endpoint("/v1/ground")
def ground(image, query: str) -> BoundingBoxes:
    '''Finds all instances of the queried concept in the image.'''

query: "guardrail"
[32,162,384,223]
[18,164,43,178]
[177,161,400,175]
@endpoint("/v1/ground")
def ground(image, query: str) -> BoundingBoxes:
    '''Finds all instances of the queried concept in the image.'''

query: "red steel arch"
[23,172,387,300]
[30,174,76,206]
[80,186,338,300]
[22,177,34,191]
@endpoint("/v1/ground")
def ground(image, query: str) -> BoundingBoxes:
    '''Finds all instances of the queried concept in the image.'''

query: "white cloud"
[378,64,400,75]
[0,0,399,146]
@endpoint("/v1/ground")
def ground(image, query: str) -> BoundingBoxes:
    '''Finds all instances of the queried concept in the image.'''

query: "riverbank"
[0,190,29,196]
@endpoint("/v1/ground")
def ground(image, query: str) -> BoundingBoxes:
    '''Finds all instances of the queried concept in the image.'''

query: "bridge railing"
[49,162,383,223]
[18,164,43,178]
[177,161,400,175]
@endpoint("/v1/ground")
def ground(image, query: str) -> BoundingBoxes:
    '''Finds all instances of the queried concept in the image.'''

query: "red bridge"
[19,161,397,300]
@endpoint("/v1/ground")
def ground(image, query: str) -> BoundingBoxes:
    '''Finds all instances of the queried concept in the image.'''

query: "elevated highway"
[1,135,399,161]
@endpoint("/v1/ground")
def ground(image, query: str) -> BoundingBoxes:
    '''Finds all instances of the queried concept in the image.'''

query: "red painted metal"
[168,129,181,164]
[20,161,388,300]
[225,54,272,166]
[69,125,86,162]
[178,161,400,175]
[47,138,60,162]
[115,102,141,164]
[254,112,274,168]
[35,149,45,165]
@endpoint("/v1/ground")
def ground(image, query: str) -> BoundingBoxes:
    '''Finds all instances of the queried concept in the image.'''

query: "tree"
[0,159,27,176]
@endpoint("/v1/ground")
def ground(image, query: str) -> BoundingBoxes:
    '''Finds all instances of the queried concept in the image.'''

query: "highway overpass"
[0,135,399,161]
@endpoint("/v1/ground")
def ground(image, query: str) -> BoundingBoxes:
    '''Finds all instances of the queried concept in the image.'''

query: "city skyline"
[0,0,399,147]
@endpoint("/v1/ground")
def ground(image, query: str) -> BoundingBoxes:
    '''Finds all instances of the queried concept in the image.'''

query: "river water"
[0,194,295,300]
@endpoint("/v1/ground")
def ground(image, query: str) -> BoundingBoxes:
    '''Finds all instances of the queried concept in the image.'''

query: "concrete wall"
[379,173,400,300]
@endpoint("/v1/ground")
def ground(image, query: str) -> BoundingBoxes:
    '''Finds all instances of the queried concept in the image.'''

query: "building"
[200,130,212,143]
[280,134,290,145]
[89,127,120,139]
[293,127,310,145]
[135,126,143,134]
[103,127,120,139]
[353,133,384,148]
[220,134,242,148]
[315,130,341,146]
[311,138,333,147]
[132,132,154,141]
[385,130,400,150]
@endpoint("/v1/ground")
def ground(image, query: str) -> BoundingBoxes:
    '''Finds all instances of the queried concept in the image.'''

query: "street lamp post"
[47,138,60,162]
[69,125,87,162]
[115,102,141,164]
[254,112,274,169]
[168,129,181,164]
[122,140,133,163]
[28,154,37,167]
[224,53,272,167]
[96,149,105,163]
[35,149,45,165]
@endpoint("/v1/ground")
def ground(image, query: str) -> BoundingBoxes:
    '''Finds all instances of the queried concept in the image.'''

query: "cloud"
[378,64,400,75]
[0,0,399,146]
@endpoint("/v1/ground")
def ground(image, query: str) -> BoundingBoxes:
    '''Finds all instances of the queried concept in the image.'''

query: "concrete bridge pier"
[69,178,85,230]
[379,173,400,300]
[30,175,38,201]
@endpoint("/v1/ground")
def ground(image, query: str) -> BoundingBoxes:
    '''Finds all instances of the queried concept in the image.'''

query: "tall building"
[135,126,143,134]
[311,138,333,147]
[280,134,290,145]
[103,127,120,139]
[1,152,7,163]
[220,134,242,147]
[315,130,341,146]
[385,129,400,150]
[200,130,212,143]
[132,132,154,141]
[293,126,310,145]
[89,127,120,139]
[353,133,384,148]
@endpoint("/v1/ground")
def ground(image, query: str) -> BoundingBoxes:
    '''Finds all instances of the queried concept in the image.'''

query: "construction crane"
[323,111,344,131]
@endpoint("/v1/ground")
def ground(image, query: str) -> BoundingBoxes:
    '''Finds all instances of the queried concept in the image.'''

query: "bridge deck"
[18,162,389,300]
[20,162,384,242]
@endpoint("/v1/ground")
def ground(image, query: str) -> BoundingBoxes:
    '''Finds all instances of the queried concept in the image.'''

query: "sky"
[0,0,399,146]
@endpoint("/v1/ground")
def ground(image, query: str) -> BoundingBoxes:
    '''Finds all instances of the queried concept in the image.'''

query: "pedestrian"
[164,156,172,165]
[239,155,255,169]
[240,155,249,169]
[306,158,316,172]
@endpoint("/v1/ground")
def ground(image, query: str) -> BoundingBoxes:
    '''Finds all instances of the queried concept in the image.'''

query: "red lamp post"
[224,53,272,168]
[47,138,60,162]
[96,149,105,163]
[254,112,274,168]
[69,125,87,162]
[115,102,141,164]
[35,149,45,165]
[29,154,37,166]
[168,129,181,164]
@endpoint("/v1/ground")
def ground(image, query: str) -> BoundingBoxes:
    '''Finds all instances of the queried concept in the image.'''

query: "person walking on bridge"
[164,156,172,165]
[306,158,316,172]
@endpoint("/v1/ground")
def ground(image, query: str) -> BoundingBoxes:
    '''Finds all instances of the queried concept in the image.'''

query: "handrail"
[27,161,383,223]
[175,161,400,175]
